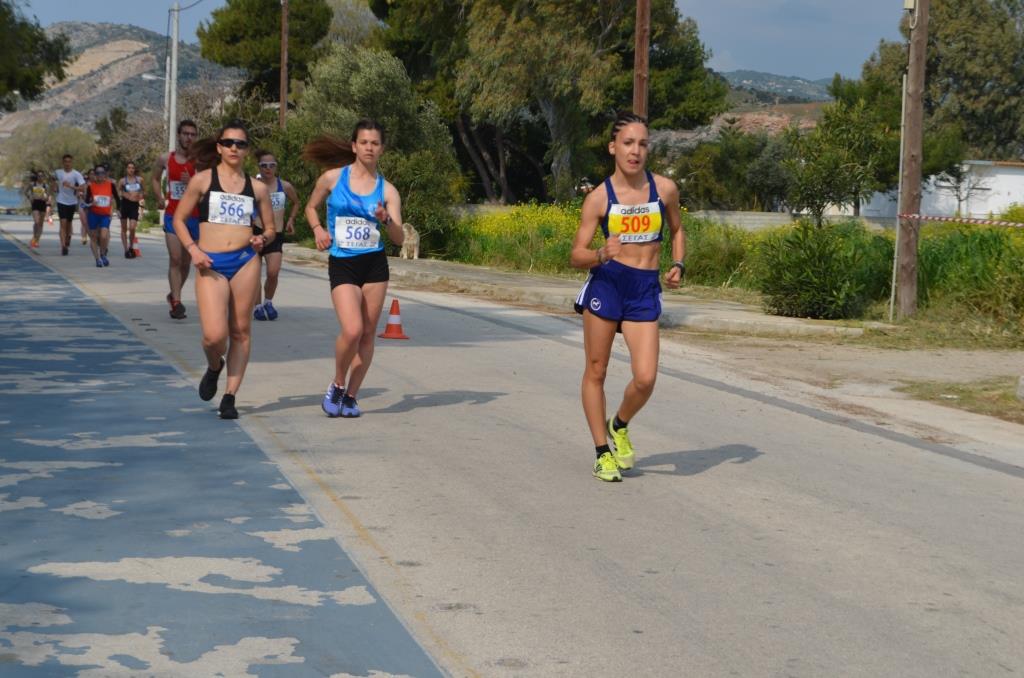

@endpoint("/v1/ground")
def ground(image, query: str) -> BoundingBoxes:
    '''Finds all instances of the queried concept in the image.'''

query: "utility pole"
[279,0,288,129]
[168,2,180,153]
[633,0,650,118]
[896,0,930,319]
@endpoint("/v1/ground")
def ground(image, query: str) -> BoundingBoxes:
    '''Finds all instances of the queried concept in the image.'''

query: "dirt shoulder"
[669,331,1024,426]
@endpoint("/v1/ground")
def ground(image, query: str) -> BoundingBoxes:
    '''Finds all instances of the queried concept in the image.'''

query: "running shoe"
[607,418,635,470]
[593,452,622,482]
[95,258,103,268]
[218,393,238,419]
[341,394,361,418]
[61,246,68,256]
[264,300,278,320]
[167,293,187,320]
[253,303,268,321]
[100,255,109,267]
[125,249,133,259]
[29,238,38,249]
[81,236,88,245]
[321,383,345,417]
[199,357,224,401]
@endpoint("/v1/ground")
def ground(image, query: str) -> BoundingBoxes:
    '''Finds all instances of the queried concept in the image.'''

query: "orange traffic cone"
[378,298,410,339]
[132,236,141,257]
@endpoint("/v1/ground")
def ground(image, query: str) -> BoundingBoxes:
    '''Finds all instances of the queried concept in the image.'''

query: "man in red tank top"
[151,119,199,320]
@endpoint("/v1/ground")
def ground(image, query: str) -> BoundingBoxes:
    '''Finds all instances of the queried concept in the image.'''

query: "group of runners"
[26,109,685,482]
[28,156,144,265]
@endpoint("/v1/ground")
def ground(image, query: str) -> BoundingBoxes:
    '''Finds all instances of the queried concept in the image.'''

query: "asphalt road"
[3,218,1022,677]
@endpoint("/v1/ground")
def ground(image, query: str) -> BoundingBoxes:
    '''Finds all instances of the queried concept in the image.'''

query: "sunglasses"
[258,161,277,169]
[217,138,250,149]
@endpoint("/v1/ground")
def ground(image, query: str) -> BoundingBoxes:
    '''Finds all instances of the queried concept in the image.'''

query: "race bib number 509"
[334,216,380,250]
[608,201,662,243]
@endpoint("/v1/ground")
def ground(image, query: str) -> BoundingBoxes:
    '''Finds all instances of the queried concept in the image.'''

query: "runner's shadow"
[631,444,762,477]
[371,390,506,414]
[244,388,388,416]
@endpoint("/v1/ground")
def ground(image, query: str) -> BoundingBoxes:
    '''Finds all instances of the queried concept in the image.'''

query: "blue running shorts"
[164,213,200,240]
[574,259,662,323]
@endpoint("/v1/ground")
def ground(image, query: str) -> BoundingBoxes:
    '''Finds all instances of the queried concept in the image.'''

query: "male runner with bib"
[152,120,200,319]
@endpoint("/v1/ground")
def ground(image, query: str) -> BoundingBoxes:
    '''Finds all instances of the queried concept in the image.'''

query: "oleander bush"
[755,220,892,319]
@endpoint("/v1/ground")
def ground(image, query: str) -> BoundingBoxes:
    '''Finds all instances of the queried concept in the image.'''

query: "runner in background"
[84,164,119,268]
[51,155,85,256]
[118,161,144,259]
[570,111,685,482]
[25,172,50,249]
[252,150,299,321]
[152,120,200,319]
[77,168,93,246]
[303,120,405,419]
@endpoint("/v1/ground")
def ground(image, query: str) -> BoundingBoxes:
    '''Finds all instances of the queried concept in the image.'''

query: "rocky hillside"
[0,21,237,139]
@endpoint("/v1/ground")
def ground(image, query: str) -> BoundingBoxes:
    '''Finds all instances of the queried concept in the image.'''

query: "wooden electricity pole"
[633,0,650,118]
[279,0,289,129]
[896,0,930,318]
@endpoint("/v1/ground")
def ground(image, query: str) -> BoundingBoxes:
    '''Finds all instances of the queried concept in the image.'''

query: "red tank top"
[166,152,198,217]
[89,181,115,216]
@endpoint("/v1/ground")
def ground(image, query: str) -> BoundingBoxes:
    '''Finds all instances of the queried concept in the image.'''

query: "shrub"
[449,203,581,274]
[757,220,891,319]
[999,203,1024,224]
[675,215,758,287]
[918,224,1024,332]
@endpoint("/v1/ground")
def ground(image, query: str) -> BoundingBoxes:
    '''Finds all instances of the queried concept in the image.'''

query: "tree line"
[5,0,1024,231]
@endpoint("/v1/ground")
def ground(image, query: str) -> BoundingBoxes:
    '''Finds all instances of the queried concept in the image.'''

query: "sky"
[23,0,905,80]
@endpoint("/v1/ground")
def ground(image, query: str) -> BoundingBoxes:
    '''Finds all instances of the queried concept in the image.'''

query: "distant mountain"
[721,70,834,103]
[0,21,237,139]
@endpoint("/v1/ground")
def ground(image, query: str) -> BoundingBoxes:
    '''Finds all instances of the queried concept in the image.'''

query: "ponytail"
[189,138,220,171]
[302,135,355,167]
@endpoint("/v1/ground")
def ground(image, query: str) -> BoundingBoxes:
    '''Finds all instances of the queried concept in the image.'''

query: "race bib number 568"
[608,201,662,243]
[334,216,380,250]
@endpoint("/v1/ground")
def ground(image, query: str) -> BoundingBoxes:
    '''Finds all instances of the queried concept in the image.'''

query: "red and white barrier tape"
[897,214,1024,228]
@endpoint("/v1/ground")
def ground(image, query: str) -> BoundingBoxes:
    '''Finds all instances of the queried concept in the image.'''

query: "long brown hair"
[302,135,355,167]
[190,120,250,171]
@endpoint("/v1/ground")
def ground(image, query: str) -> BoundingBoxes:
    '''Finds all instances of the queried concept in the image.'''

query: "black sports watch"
[671,260,686,275]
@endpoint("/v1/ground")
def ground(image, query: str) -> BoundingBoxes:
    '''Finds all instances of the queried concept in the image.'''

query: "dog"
[400,222,420,259]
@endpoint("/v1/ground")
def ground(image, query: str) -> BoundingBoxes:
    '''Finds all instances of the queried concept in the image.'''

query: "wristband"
[311,223,324,231]
[671,261,685,275]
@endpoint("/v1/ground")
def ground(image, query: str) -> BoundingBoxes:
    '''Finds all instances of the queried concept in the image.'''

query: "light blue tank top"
[327,165,385,259]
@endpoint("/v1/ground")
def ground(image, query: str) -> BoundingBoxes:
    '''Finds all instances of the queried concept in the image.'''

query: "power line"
[178,0,207,11]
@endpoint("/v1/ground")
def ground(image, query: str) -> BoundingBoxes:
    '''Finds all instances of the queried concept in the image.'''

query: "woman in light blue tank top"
[303,119,407,418]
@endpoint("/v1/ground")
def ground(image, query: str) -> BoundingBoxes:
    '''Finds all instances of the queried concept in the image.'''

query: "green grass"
[897,377,1024,425]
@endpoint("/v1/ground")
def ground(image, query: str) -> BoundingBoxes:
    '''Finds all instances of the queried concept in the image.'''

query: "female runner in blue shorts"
[172,120,276,419]
[570,112,686,482]
[302,120,405,418]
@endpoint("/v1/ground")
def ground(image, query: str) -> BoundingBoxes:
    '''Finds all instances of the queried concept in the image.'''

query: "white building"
[858,160,1024,220]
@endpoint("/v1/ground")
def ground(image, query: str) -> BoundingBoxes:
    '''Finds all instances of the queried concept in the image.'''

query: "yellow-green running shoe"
[607,418,635,470]
[593,451,622,482]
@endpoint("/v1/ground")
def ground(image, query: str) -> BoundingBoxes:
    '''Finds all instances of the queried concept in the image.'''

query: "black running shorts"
[57,203,77,221]
[328,250,389,289]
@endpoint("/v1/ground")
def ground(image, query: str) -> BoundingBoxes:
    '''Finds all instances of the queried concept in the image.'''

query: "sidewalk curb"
[283,245,867,338]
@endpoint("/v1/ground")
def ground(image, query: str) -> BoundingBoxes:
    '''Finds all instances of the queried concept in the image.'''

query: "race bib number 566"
[334,216,380,250]
[208,191,253,226]
[608,201,662,243]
